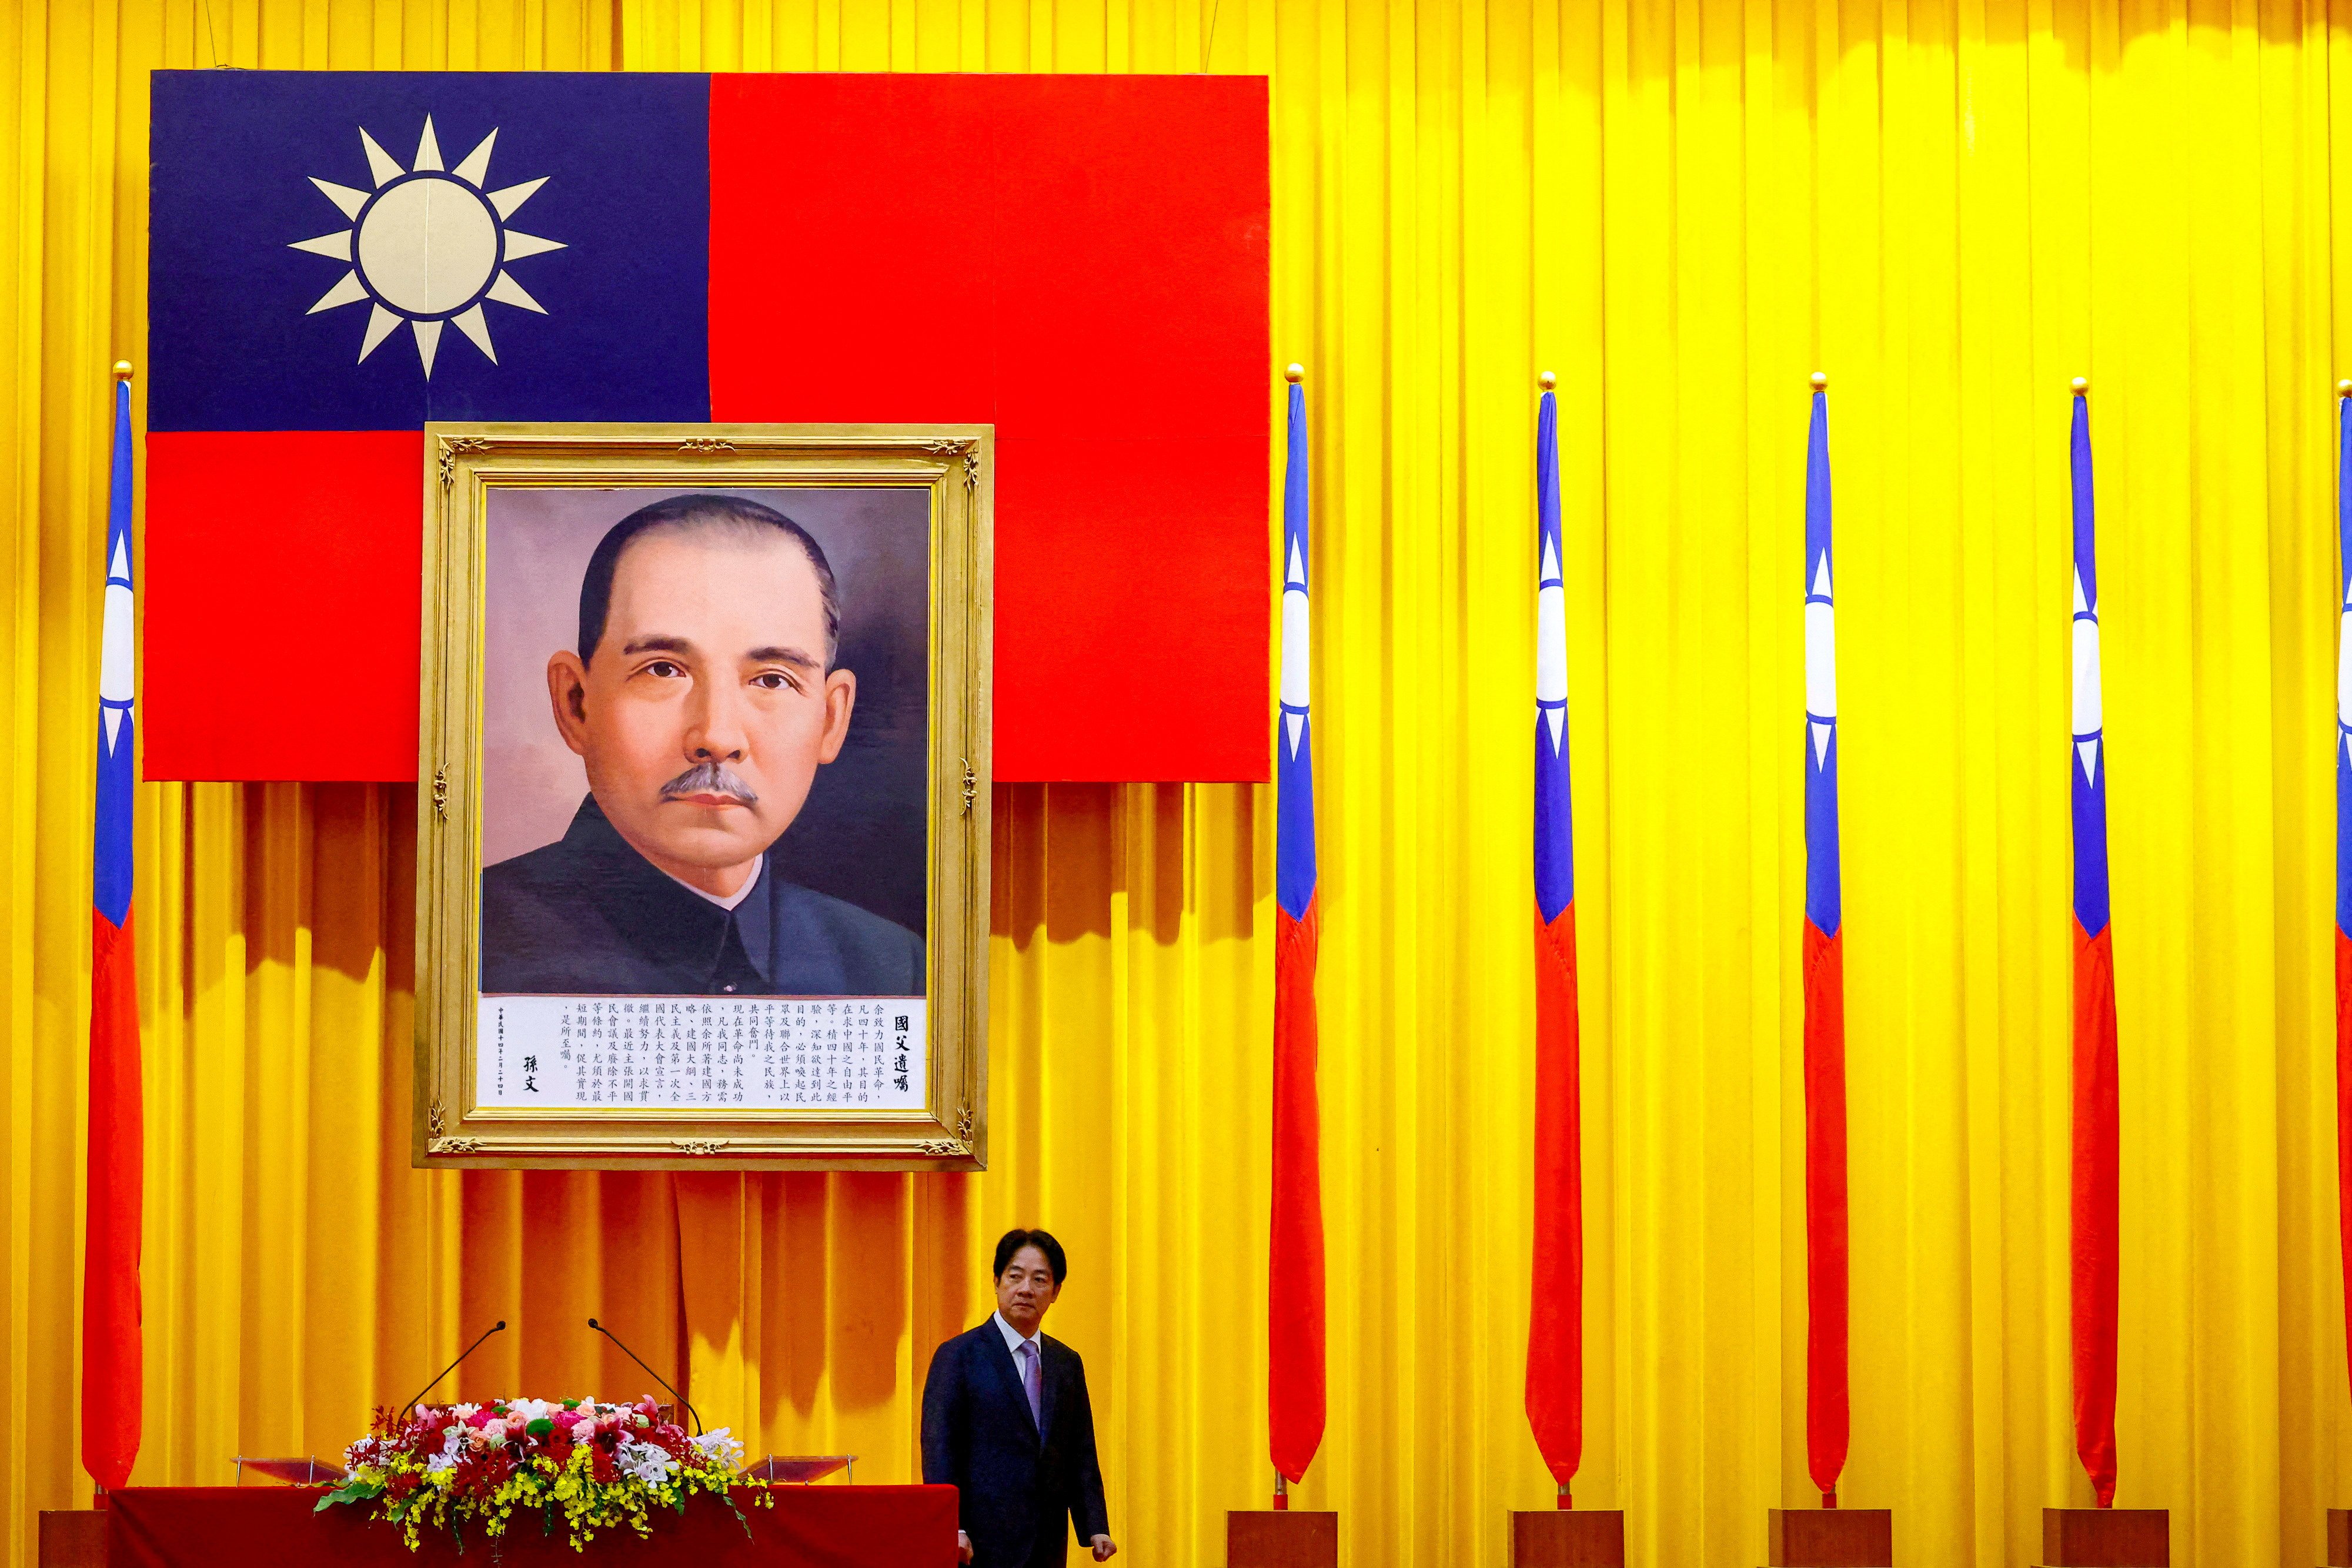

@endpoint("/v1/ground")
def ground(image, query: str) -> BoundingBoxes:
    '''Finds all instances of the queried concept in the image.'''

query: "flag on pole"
[1801,375,1849,1506]
[1525,377,1584,1499]
[83,366,143,1493]
[2333,379,2352,1422]
[2069,379,2119,1509]
[1269,367,1326,1490]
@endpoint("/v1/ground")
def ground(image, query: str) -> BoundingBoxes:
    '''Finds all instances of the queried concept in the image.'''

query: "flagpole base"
[1511,1508,1625,1566]
[1765,1507,1892,1566]
[1228,1509,1337,1568]
[38,1510,107,1567]
[2039,1507,2169,1567]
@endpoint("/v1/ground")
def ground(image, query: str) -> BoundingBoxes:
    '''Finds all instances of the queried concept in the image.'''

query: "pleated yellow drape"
[4,0,2351,1563]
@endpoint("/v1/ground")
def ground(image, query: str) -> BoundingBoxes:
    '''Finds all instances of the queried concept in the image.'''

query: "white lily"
[689,1428,743,1468]
[617,1439,678,1486]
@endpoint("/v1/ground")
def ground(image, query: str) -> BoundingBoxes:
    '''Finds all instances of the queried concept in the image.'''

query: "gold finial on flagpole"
[2072,375,2089,395]
[2336,379,2350,399]
[1538,370,1556,390]
[112,361,132,380]
[1810,370,1828,390]
[1284,363,1305,384]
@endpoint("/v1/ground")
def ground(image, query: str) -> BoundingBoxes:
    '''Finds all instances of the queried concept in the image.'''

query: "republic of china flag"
[1269,369,1325,1488]
[2337,380,2352,1427]
[84,369,143,1493]
[1524,377,1584,1497]
[2069,380,2119,1508]
[1801,375,1848,1506]
[141,69,1268,784]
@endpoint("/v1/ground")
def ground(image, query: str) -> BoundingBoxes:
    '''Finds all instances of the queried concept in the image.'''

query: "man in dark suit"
[480,493,924,996]
[921,1230,1115,1567]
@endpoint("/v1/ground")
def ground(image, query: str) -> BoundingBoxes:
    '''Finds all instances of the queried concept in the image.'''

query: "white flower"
[452,1403,479,1419]
[616,1440,677,1486]
[440,1425,466,1459]
[506,1398,552,1423]
[689,1429,744,1469]
[426,1451,456,1475]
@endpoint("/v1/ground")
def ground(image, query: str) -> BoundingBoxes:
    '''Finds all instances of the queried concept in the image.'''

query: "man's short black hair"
[993,1228,1067,1285]
[577,493,841,669]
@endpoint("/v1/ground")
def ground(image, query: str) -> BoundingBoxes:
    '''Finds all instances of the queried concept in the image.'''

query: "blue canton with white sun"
[148,72,711,432]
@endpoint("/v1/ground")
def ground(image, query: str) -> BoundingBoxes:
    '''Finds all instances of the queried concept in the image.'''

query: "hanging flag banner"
[1802,374,1849,1506]
[83,366,143,1493]
[2069,379,2120,1508]
[1525,375,1584,1499]
[142,70,1269,785]
[1269,367,1326,1490]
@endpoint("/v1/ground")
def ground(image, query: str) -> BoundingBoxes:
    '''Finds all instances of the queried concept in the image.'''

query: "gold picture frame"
[413,423,990,1171]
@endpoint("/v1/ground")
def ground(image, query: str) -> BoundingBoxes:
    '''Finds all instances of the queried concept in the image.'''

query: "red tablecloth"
[106,1485,959,1568]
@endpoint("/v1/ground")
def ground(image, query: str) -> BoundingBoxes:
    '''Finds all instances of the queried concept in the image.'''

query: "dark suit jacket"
[921,1319,1109,1568]
[481,797,924,996]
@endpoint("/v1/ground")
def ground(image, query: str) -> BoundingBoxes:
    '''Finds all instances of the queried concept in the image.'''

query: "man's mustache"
[659,761,759,805]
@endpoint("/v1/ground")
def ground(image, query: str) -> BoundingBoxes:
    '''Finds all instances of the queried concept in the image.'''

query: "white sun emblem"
[290,116,565,377]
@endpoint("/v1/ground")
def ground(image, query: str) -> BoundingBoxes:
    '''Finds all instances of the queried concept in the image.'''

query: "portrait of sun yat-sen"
[414,429,987,1162]
[478,486,931,1006]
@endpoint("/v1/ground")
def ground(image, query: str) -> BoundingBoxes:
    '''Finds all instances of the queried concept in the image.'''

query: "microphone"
[589,1318,701,1435]
[399,1320,506,1422]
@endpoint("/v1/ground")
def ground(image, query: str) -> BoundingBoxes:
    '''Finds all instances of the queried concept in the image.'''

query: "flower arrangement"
[318,1396,770,1552]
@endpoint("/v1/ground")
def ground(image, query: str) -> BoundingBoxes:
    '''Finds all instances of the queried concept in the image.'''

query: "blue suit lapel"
[980,1323,1041,1443]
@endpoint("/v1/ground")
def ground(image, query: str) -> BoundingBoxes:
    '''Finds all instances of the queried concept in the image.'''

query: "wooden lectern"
[1761,1507,1892,1567]
[2037,1507,2169,1567]
[2321,1507,2350,1568]
[1227,1509,1338,1568]
[1509,1508,1626,1566]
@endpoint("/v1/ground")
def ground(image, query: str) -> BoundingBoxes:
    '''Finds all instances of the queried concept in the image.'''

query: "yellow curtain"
[3,0,2350,1563]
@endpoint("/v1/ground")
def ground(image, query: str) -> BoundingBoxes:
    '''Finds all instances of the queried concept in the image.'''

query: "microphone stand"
[589,1318,701,1435]
[398,1320,506,1422]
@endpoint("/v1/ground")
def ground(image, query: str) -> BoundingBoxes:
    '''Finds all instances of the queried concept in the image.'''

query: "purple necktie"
[1020,1340,1043,1429]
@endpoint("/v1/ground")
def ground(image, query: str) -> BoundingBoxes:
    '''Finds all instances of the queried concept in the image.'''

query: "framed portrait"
[413,424,990,1170]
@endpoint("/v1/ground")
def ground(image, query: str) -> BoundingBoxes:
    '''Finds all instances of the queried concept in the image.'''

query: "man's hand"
[1089,1536,1118,1562]
[957,1530,973,1564]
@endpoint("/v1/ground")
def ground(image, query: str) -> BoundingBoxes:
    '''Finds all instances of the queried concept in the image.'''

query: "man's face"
[546,524,855,897]
[995,1245,1061,1336]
